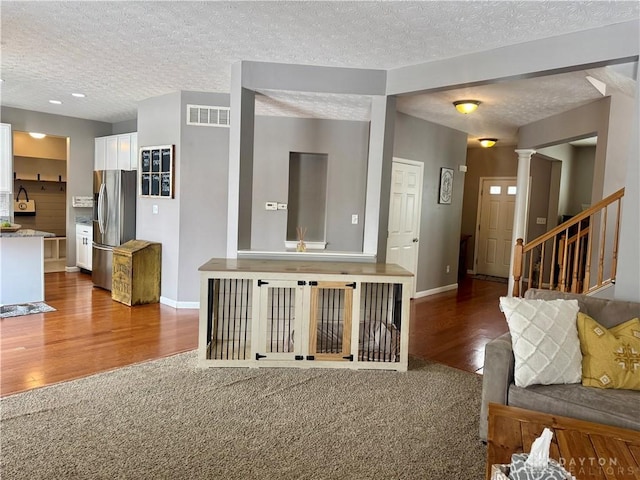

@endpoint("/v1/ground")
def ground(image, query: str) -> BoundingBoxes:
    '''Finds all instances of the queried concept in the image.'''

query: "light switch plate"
[152,204,158,215]
[536,217,547,225]
[265,202,277,211]
[351,214,358,225]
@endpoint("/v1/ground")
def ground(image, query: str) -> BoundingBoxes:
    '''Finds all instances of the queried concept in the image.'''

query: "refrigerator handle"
[97,182,106,234]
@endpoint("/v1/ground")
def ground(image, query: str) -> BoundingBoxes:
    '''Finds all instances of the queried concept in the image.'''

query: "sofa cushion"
[500,297,582,387]
[508,382,640,432]
[577,313,640,390]
[524,289,640,329]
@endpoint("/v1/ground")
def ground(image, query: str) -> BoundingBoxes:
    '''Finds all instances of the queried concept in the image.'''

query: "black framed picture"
[139,145,174,198]
[438,167,454,204]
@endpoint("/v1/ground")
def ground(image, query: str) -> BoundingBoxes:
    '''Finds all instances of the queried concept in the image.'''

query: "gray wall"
[137,91,230,305]
[251,116,369,252]
[1,106,112,265]
[519,97,612,206]
[137,92,183,303]
[536,143,574,219]
[177,91,229,301]
[393,112,467,293]
[527,156,554,243]
[112,119,137,135]
[614,79,639,302]
[569,146,596,214]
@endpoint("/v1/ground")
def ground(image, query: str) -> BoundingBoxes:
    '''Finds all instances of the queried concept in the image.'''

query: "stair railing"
[512,188,624,297]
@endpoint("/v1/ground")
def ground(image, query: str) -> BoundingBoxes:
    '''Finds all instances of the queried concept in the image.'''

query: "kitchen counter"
[0,229,55,238]
[0,230,54,305]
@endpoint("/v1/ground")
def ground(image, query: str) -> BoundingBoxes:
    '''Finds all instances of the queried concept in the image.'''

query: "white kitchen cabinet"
[76,224,93,271]
[95,133,138,171]
[1,123,13,193]
[130,132,138,170]
[117,134,131,170]
[94,136,106,171]
[105,136,118,170]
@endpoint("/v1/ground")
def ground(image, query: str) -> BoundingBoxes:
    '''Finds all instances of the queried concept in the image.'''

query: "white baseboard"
[65,266,80,273]
[159,297,199,309]
[414,283,458,299]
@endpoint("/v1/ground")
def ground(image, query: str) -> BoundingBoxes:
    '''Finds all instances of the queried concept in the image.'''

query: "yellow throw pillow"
[576,313,640,390]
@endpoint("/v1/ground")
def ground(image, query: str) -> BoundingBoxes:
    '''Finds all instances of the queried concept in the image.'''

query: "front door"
[476,178,517,278]
[386,159,423,296]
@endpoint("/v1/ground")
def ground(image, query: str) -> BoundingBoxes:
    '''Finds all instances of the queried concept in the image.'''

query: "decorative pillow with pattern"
[576,313,640,390]
[500,297,582,388]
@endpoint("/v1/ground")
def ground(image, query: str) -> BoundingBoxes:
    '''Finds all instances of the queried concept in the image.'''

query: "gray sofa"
[479,289,640,441]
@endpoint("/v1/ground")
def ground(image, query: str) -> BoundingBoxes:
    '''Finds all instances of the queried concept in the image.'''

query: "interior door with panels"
[386,159,423,297]
[476,178,517,278]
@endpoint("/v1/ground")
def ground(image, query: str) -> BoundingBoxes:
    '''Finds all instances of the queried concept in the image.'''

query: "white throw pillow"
[500,297,582,388]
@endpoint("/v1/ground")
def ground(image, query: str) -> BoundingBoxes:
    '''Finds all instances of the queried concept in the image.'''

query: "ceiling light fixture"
[72,92,86,98]
[479,138,498,148]
[29,132,46,139]
[49,99,62,105]
[453,100,480,114]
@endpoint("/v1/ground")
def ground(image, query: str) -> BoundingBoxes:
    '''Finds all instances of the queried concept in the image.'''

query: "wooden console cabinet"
[198,258,413,371]
[112,240,161,306]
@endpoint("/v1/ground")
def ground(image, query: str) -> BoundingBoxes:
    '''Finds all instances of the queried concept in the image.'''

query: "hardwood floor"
[0,271,508,397]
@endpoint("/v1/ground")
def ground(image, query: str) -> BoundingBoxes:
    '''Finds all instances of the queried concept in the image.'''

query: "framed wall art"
[140,145,174,198]
[438,167,454,204]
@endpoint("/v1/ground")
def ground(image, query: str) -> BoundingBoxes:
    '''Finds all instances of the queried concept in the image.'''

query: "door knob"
[413,238,419,243]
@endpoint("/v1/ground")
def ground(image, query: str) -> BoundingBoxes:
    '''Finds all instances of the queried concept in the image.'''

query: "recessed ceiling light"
[71,93,85,98]
[49,99,62,105]
[29,132,46,139]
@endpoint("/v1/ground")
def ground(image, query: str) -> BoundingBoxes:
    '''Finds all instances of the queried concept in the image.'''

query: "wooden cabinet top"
[199,257,413,278]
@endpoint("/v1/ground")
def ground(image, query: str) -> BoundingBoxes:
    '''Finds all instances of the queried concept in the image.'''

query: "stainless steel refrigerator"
[92,170,137,290]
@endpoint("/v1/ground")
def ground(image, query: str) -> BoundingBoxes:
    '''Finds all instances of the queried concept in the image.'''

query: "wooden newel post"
[512,238,524,297]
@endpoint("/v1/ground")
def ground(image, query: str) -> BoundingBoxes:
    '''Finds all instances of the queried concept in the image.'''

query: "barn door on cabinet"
[308,281,354,362]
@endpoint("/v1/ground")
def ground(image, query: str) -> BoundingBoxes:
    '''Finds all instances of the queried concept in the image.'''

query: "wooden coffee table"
[486,403,640,479]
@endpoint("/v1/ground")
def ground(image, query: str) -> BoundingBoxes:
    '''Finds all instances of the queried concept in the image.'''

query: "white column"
[508,149,535,296]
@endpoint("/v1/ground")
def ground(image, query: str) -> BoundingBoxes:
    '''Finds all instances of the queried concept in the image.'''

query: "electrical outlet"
[277,203,287,210]
[446,265,450,273]
[152,205,158,215]
[351,214,358,225]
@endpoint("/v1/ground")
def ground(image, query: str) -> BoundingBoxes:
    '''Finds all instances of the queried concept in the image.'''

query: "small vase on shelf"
[296,227,307,252]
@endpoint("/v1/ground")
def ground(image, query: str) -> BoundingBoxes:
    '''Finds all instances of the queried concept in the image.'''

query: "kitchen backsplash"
[0,192,10,221]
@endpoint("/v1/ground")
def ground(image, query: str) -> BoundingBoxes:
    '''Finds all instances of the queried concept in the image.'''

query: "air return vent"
[186,104,230,127]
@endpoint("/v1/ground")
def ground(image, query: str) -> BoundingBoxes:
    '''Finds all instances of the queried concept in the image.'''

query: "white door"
[386,159,423,296]
[476,178,517,278]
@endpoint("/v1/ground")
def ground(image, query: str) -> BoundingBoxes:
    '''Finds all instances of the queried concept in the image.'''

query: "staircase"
[512,188,624,297]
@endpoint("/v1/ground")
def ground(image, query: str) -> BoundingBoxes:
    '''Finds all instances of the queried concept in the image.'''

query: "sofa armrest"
[479,332,514,441]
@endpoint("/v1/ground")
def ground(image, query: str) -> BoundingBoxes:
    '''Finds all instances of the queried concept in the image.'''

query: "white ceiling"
[1,1,638,145]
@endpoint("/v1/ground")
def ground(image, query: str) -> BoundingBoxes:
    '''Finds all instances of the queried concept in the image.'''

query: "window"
[507,186,517,195]
[489,186,501,195]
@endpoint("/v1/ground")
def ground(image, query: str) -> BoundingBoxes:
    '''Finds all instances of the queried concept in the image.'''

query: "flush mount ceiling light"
[453,100,480,114]
[479,138,498,148]
[49,99,62,105]
[71,92,86,98]
[29,132,46,139]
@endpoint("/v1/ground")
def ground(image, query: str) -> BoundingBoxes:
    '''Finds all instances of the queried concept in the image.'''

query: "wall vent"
[186,104,230,127]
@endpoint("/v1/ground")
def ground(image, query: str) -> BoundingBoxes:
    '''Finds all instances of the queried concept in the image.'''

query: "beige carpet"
[1,352,487,479]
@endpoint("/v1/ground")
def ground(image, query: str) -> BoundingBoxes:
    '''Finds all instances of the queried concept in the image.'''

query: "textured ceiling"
[1,1,638,144]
